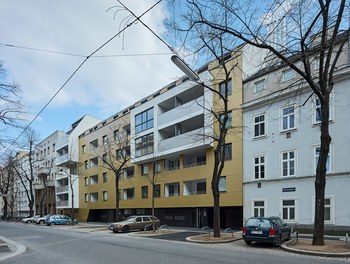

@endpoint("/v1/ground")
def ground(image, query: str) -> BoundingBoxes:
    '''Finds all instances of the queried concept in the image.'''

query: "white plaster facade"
[242,48,350,229]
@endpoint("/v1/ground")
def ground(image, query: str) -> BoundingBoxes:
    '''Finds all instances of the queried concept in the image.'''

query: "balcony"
[33,180,55,190]
[158,127,211,155]
[56,185,69,193]
[56,153,69,166]
[158,96,204,129]
[56,136,69,151]
[37,167,50,176]
[56,200,69,207]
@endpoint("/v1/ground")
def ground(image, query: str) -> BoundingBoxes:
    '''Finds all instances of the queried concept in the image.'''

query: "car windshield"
[124,216,136,222]
[245,218,271,228]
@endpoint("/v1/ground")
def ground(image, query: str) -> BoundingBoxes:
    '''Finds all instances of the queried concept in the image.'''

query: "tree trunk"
[312,95,331,246]
[212,174,221,237]
[152,184,155,232]
[2,198,8,219]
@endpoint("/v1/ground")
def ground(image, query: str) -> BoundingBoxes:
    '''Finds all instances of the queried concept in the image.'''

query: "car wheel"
[26,220,31,223]
[244,240,252,245]
[277,235,282,247]
[51,222,56,225]
[122,225,129,233]
[39,220,45,224]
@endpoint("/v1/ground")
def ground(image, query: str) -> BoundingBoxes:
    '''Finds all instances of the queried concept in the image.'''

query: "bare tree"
[0,153,16,219]
[13,128,41,217]
[171,0,350,245]
[94,124,132,222]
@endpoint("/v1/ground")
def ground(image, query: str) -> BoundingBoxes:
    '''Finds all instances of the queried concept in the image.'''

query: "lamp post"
[171,55,200,82]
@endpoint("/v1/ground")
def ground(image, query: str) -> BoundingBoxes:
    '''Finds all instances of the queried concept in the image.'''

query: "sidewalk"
[0,236,26,262]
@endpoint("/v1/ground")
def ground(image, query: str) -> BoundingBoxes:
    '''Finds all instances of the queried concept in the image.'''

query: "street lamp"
[171,55,200,82]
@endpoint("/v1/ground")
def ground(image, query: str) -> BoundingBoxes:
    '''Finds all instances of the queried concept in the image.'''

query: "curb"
[281,239,350,258]
[186,234,241,244]
[0,236,26,262]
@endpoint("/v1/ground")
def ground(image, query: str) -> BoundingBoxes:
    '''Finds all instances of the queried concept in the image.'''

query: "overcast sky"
[0,0,183,140]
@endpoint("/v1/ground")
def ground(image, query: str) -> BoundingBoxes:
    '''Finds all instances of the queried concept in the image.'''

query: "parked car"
[20,215,40,223]
[242,216,291,246]
[45,214,78,226]
[35,214,52,224]
[108,215,160,233]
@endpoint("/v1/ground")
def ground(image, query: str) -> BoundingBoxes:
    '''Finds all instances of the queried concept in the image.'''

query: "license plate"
[251,230,263,234]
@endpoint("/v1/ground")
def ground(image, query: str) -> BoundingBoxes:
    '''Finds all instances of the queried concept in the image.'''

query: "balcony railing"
[56,136,69,151]
[158,96,204,128]
[56,200,69,207]
[55,154,69,165]
[56,185,69,193]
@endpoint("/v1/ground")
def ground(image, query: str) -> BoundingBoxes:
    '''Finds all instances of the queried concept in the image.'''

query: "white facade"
[55,115,100,211]
[242,54,350,229]
[130,70,213,165]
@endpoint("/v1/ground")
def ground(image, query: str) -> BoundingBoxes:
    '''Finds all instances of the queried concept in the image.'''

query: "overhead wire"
[0,0,163,159]
[0,42,172,58]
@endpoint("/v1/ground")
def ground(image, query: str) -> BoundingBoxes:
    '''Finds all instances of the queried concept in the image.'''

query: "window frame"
[219,79,232,97]
[282,68,295,82]
[252,200,266,217]
[135,108,154,134]
[253,113,266,138]
[281,150,296,177]
[254,79,265,93]
[313,144,331,175]
[281,198,297,223]
[313,92,334,125]
[280,105,296,132]
[135,133,154,157]
[254,154,266,180]
[219,111,232,129]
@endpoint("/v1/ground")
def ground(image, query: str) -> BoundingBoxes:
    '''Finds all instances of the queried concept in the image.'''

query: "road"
[0,221,349,264]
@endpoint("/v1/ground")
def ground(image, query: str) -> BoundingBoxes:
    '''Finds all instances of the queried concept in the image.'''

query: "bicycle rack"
[201,226,210,235]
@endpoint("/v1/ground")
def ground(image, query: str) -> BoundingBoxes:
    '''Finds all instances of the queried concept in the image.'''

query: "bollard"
[346,233,349,248]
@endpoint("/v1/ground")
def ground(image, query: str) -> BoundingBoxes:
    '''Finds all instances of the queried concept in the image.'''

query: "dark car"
[242,216,291,246]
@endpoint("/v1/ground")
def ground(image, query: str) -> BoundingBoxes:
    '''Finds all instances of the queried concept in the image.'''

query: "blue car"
[45,214,77,226]
[242,216,291,246]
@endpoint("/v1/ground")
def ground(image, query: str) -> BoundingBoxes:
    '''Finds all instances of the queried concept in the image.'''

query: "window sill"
[253,135,268,141]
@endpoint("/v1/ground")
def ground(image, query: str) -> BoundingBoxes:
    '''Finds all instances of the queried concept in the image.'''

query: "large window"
[281,199,296,221]
[281,150,296,177]
[281,106,296,131]
[313,93,333,124]
[254,114,266,138]
[224,143,232,160]
[103,191,108,201]
[219,79,232,97]
[135,133,154,157]
[253,200,265,217]
[254,155,266,180]
[135,108,154,134]
[314,145,331,174]
[141,186,148,199]
[154,184,161,198]
[219,111,232,129]
[219,176,226,192]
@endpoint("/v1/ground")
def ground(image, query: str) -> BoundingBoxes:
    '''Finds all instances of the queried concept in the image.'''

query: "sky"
[0,0,184,141]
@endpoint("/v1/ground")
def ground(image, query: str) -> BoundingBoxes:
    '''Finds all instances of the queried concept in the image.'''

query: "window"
[124,167,134,179]
[123,125,130,137]
[314,145,331,174]
[142,186,148,199]
[135,108,154,134]
[254,114,266,138]
[135,133,154,157]
[116,149,123,160]
[219,79,232,97]
[102,154,107,163]
[282,68,295,82]
[154,161,161,173]
[103,191,108,201]
[312,196,334,223]
[219,176,226,192]
[219,111,232,129]
[82,145,86,154]
[90,192,98,202]
[114,130,119,141]
[254,79,265,93]
[253,200,265,217]
[313,93,333,124]
[102,135,108,145]
[103,172,107,183]
[154,184,160,198]
[281,106,296,131]
[281,150,296,177]
[223,143,232,160]
[84,193,88,203]
[313,57,320,71]
[254,155,265,179]
[124,188,134,200]
[196,181,206,194]
[282,199,296,221]
[84,177,88,186]
[141,164,148,175]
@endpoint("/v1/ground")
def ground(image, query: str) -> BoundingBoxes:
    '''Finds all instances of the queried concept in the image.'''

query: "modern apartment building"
[55,115,100,216]
[79,52,244,228]
[34,130,66,215]
[242,41,350,230]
